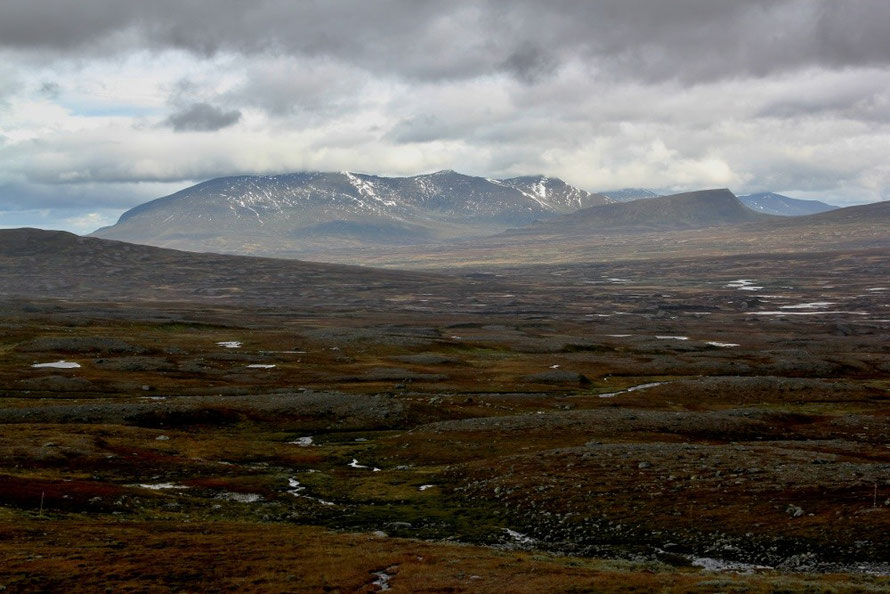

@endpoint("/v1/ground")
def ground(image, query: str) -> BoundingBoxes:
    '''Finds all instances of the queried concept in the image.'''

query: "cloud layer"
[1,1,889,231]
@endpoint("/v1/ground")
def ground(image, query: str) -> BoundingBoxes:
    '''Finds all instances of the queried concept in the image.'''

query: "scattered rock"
[786,504,805,518]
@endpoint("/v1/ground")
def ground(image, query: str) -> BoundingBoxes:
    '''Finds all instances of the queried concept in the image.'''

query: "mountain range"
[88,170,874,264]
[92,170,611,256]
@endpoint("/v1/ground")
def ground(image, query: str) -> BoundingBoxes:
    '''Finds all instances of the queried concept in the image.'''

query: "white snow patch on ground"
[779,302,835,310]
[32,360,80,369]
[656,335,688,340]
[371,567,396,591]
[218,491,262,503]
[867,287,887,292]
[691,556,772,573]
[750,311,868,316]
[287,478,305,496]
[138,483,189,490]
[344,171,396,206]
[503,528,536,546]
[246,364,276,368]
[726,279,764,291]
[599,382,666,398]
[287,478,335,506]
[216,341,242,349]
[707,342,740,348]
[606,334,632,337]
[419,484,435,491]
[289,436,313,446]
[349,459,382,471]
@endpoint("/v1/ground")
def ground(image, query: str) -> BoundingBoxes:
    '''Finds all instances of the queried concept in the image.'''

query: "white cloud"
[61,211,119,233]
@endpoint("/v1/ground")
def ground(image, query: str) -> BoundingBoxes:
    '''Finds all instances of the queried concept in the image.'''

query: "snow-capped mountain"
[737,192,838,216]
[91,170,611,256]
[498,176,611,211]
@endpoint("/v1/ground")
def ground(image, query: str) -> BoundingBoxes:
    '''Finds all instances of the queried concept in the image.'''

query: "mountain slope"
[347,198,890,269]
[0,228,452,306]
[92,171,607,257]
[498,176,611,210]
[738,192,838,216]
[514,188,772,235]
[768,198,888,226]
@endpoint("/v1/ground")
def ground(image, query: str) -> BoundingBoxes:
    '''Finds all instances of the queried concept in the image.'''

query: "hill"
[738,192,838,216]
[515,188,771,235]
[769,198,889,226]
[0,228,454,307]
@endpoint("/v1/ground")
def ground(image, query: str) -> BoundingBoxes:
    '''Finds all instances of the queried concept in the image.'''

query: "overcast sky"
[2,0,889,232]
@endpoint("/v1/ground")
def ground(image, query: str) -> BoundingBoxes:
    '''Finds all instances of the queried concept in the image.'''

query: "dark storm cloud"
[2,0,889,226]
[0,179,183,210]
[164,103,241,132]
[224,59,369,117]
[3,1,890,84]
[38,81,60,98]
[758,85,890,123]
[501,45,556,84]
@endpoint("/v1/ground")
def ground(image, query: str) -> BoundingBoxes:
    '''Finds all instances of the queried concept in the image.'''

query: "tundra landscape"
[1,207,889,591]
[3,1,890,592]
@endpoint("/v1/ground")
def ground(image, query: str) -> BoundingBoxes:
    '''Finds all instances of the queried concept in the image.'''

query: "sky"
[1,0,890,233]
